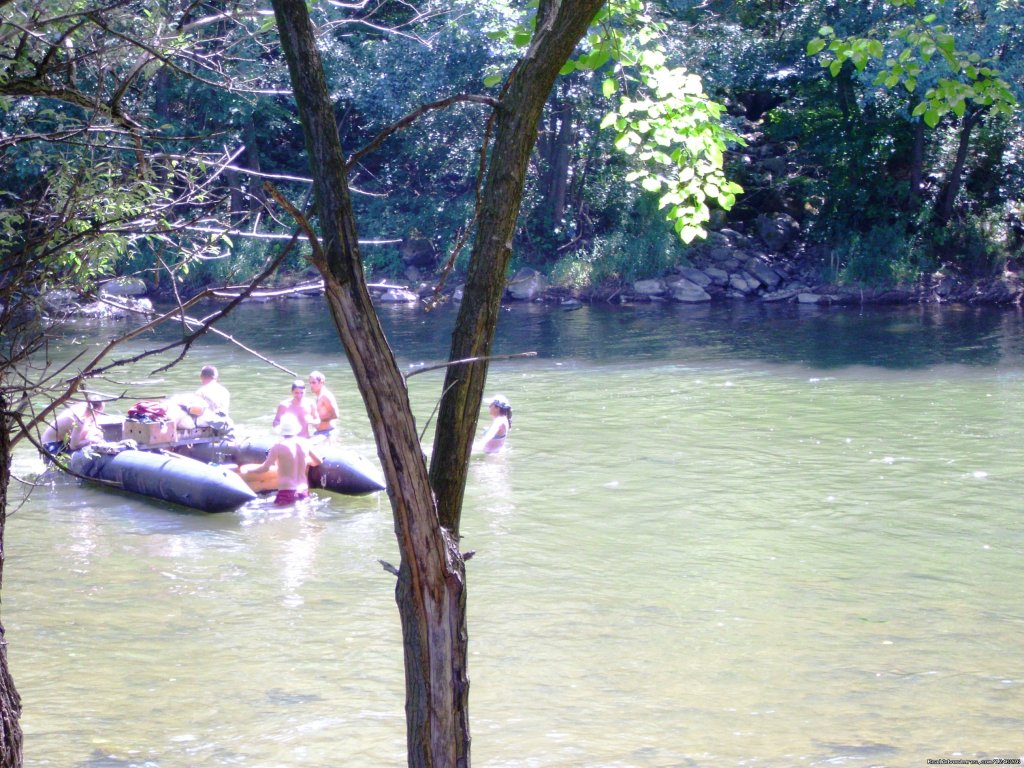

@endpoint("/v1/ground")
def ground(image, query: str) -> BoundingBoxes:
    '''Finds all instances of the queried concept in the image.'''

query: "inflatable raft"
[70,448,257,513]
[176,438,386,496]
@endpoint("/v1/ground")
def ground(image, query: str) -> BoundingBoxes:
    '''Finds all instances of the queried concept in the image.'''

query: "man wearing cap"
[272,379,317,438]
[251,413,320,505]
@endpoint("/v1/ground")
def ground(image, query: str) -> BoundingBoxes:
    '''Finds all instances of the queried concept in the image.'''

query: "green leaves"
[579,1,744,243]
[602,62,743,241]
[806,38,827,57]
[806,0,1018,129]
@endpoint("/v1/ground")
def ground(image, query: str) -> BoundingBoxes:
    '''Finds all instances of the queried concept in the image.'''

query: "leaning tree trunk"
[0,396,25,767]
[271,1,469,764]
[272,0,603,765]
[935,108,983,227]
[428,0,605,537]
[909,118,925,207]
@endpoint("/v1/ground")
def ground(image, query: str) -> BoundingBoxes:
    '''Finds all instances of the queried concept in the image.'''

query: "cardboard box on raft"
[123,419,176,446]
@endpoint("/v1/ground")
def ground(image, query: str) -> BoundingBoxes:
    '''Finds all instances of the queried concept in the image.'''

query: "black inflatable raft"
[70,449,258,513]
[176,438,386,496]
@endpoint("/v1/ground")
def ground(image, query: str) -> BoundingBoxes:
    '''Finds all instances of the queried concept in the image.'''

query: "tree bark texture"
[909,119,925,205]
[935,109,982,227]
[270,1,469,765]
[272,0,603,764]
[428,0,605,536]
[0,396,25,767]
[244,116,266,211]
[538,83,574,229]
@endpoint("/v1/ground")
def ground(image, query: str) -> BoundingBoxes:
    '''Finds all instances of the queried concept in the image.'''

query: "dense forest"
[3,0,1022,301]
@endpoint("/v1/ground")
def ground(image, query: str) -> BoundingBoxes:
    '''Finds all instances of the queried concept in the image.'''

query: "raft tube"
[70,449,257,513]
[177,438,386,496]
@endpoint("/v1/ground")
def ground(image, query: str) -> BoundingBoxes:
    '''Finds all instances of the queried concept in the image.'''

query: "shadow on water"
[68,292,1024,370]
[147,297,1024,371]
[487,300,1020,369]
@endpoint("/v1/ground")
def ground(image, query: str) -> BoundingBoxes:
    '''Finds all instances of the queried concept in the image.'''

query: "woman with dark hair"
[475,394,512,454]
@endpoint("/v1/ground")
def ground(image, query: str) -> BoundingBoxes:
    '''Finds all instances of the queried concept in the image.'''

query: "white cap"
[278,413,300,437]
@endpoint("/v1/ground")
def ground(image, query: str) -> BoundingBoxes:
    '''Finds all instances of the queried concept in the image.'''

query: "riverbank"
[490,216,1024,308]
[44,224,1024,321]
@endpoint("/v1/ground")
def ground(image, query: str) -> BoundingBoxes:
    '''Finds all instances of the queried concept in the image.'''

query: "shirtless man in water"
[308,370,339,442]
[272,379,317,438]
[251,414,320,505]
[41,397,105,455]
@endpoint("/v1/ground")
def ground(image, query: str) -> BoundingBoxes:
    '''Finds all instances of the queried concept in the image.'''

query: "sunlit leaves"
[488,0,744,244]
[807,0,1018,128]
[589,2,744,243]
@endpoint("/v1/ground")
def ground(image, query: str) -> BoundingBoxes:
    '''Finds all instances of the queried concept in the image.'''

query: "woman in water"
[475,394,512,454]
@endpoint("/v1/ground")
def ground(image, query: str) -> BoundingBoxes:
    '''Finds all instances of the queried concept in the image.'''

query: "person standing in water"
[41,396,106,455]
[250,413,320,505]
[474,394,512,454]
[273,379,317,438]
[308,370,339,442]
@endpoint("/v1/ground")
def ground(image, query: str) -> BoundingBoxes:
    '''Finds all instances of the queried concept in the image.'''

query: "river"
[7,298,1024,766]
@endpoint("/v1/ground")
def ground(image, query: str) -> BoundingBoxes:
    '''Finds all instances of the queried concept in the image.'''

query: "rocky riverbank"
[496,215,1024,308]
[43,217,1024,320]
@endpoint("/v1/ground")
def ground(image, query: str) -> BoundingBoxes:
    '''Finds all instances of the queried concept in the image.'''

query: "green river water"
[7,299,1024,767]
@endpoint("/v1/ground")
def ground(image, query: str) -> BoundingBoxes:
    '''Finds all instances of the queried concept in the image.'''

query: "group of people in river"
[40,362,513,506]
[270,371,340,440]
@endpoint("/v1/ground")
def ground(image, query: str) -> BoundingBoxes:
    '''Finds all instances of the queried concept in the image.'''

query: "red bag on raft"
[126,401,168,420]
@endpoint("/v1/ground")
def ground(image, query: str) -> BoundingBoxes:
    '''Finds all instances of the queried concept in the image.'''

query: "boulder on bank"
[79,296,153,318]
[668,278,711,303]
[507,268,548,301]
[43,289,80,314]
[675,267,713,288]
[378,287,419,303]
[744,258,783,290]
[99,277,148,297]
[756,213,800,252]
[633,279,667,297]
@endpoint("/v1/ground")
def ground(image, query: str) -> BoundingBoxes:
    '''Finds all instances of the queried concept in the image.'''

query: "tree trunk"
[935,108,982,226]
[0,396,25,767]
[271,1,603,765]
[226,165,246,220]
[539,84,574,232]
[271,2,469,765]
[244,116,266,212]
[909,118,925,206]
[429,0,605,537]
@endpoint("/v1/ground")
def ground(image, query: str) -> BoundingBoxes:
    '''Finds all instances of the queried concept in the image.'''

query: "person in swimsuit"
[273,379,317,438]
[250,413,321,505]
[308,370,339,442]
[474,394,512,454]
[41,396,106,456]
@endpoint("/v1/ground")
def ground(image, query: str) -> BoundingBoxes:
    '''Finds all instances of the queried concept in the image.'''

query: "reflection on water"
[7,301,1024,766]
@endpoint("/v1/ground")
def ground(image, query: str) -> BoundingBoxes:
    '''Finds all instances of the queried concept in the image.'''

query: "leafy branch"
[807,0,1018,128]
[487,0,744,244]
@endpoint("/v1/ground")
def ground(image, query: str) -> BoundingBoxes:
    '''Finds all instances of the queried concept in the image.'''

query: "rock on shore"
[501,215,1024,308]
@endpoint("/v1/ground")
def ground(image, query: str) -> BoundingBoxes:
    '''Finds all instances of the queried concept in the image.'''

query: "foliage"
[807,0,1018,128]
[490,0,745,245]
[830,223,929,284]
